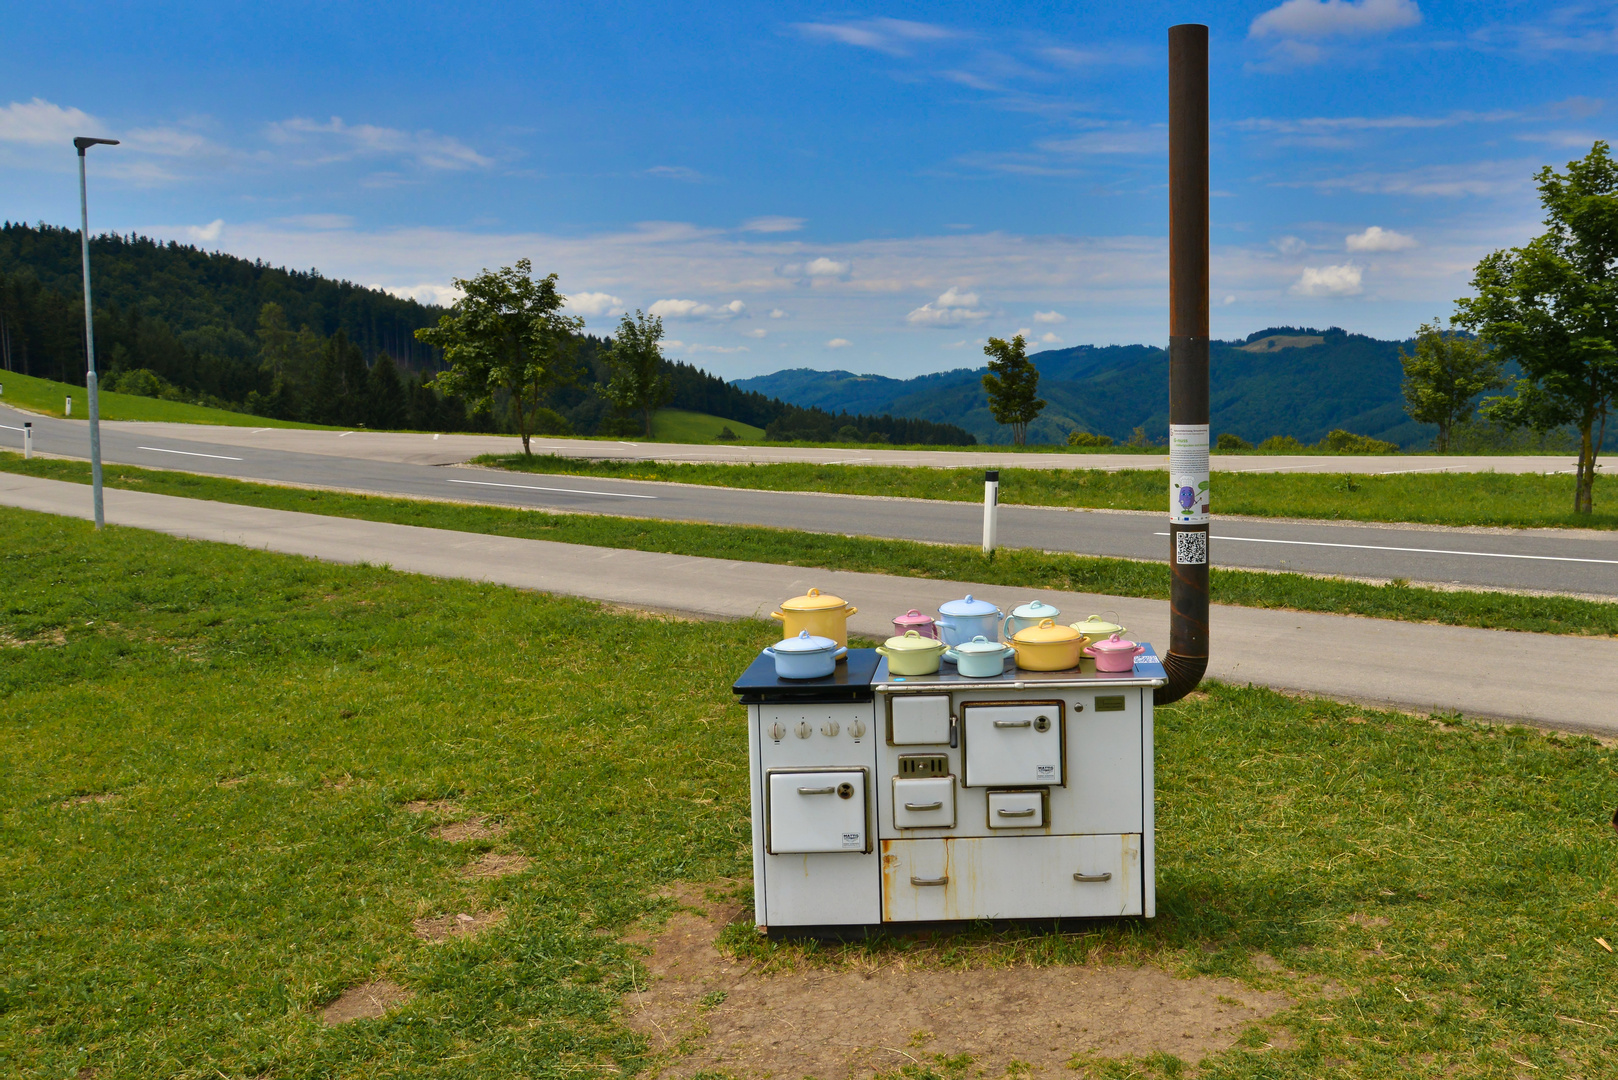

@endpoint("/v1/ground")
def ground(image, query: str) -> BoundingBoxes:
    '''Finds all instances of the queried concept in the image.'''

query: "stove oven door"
[961,701,1064,787]
[766,768,871,854]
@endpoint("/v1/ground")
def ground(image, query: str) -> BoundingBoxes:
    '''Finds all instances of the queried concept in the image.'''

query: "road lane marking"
[445,478,657,500]
[1153,532,1618,566]
[137,446,244,461]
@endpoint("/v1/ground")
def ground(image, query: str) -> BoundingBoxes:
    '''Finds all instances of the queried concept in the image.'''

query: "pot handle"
[834,646,848,660]
[943,648,959,663]
[1000,613,1014,640]
[769,610,784,621]
[875,647,891,658]
[1131,645,1146,657]
[1081,646,1097,658]
[762,647,777,657]
[844,605,858,616]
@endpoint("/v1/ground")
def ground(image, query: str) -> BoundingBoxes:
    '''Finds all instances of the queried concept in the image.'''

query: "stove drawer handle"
[910,874,949,887]
[1073,871,1113,883]
[797,786,837,795]
[904,801,944,811]
[993,719,1033,728]
[997,807,1037,818]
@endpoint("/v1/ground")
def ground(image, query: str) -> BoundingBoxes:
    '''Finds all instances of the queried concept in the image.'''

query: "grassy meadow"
[477,455,1614,531]
[3,452,1615,637]
[648,408,766,443]
[0,370,322,427]
[1,509,1615,1078]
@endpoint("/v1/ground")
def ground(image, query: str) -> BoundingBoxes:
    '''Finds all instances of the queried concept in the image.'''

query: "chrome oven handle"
[904,801,944,811]
[997,807,1037,818]
[797,786,836,795]
[1073,871,1113,883]
[910,875,949,886]
[993,719,1032,728]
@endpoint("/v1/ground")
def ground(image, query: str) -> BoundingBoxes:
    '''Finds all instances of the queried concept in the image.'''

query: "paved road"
[5,405,1616,597]
[0,408,1592,473]
[3,471,1612,734]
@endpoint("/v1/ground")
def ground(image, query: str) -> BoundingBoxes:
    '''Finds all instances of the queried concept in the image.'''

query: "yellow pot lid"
[778,587,850,612]
[882,630,947,652]
[1012,618,1085,645]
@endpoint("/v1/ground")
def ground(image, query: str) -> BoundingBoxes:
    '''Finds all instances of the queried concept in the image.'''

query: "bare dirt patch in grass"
[413,910,505,942]
[624,885,1292,1079]
[460,853,533,880]
[60,793,119,807]
[431,816,507,842]
[321,979,413,1026]
[1348,914,1393,929]
[403,799,459,814]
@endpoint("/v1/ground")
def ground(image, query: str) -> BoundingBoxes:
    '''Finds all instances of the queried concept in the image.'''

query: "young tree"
[367,354,406,430]
[1399,319,1508,452]
[1454,141,1618,513]
[981,333,1045,446]
[414,259,582,454]
[600,310,672,438]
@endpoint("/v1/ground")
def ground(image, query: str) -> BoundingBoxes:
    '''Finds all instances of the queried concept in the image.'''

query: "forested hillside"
[0,223,973,443]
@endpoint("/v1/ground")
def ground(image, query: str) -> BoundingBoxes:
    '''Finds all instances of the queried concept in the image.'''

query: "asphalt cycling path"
[4,406,1614,599]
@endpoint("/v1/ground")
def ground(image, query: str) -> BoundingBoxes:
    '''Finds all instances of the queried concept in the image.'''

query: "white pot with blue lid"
[935,594,1003,647]
[944,634,1015,678]
[762,629,848,680]
[1002,599,1062,640]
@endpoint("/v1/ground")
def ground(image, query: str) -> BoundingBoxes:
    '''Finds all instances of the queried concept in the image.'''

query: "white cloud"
[1346,226,1417,252]
[768,308,790,319]
[1039,331,1063,344]
[741,216,805,233]
[383,283,463,306]
[276,213,357,229]
[1294,159,1532,198]
[648,298,747,321]
[1250,0,1421,39]
[1033,310,1067,324]
[744,328,768,338]
[1291,262,1364,296]
[1273,235,1309,256]
[794,18,960,56]
[688,344,749,354]
[1223,295,1237,305]
[1037,127,1165,156]
[647,164,704,182]
[806,257,850,276]
[0,98,104,144]
[826,338,853,348]
[906,286,989,327]
[267,116,489,170]
[187,219,224,243]
[564,291,626,317]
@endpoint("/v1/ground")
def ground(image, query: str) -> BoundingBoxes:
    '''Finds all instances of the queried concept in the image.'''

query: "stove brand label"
[1037,765,1055,779]
[842,832,862,848]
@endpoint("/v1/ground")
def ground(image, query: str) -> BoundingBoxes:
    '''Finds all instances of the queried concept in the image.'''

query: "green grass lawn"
[1,510,1614,1078]
[648,408,766,443]
[0,369,322,427]
[3,452,1615,638]
[475,455,1616,530]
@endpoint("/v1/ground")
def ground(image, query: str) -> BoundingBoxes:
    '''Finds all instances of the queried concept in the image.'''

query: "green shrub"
[104,368,171,398]
[1067,430,1114,447]
[1257,435,1305,452]
[1317,429,1399,454]
[531,407,574,436]
[1216,433,1252,450]
[716,426,738,441]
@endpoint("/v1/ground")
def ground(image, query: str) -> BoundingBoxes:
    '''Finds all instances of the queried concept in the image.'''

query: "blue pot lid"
[773,629,838,654]
[1011,599,1060,620]
[939,594,999,617]
[953,635,1007,655]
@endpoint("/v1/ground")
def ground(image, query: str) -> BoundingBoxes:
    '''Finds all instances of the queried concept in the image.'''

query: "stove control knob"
[795,721,812,739]
[768,722,786,741]
[821,721,840,737]
[849,720,867,739]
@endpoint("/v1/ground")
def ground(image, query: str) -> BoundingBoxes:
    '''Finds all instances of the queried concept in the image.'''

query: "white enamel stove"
[735,647,1165,932]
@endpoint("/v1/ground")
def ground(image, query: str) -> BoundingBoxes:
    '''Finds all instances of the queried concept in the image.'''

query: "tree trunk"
[644,405,654,438]
[1575,421,1594,514]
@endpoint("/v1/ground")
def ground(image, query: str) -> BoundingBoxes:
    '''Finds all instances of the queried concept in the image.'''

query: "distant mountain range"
[735,327,1435,448]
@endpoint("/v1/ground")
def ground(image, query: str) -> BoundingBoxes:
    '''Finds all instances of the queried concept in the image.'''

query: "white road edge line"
[445,478,658,500]
[137,446,244,461]
[1153,532,1618,566]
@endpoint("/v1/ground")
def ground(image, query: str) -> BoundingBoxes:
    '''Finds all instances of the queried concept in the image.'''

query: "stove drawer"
[892,776,956,830]
[961,701,1064,787]
[986,789,1047,829]
[766,768,870,854]
[881,834,1141,921]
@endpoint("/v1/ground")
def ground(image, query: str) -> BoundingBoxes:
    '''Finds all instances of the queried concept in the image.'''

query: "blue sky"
[3,1,1615,378]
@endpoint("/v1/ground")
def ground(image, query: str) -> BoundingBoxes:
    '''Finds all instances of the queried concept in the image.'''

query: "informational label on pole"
[1168,423,1210,524]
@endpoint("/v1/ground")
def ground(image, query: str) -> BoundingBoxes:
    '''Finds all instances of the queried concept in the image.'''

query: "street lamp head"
[74,136,120,154]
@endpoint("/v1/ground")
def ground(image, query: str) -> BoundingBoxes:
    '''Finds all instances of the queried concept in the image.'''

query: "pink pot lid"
[1087,632,1141,654]
[893,609,934,626]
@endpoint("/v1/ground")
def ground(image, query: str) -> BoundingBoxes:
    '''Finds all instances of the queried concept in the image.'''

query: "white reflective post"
[982,469,999,554]
[23,422,31,459]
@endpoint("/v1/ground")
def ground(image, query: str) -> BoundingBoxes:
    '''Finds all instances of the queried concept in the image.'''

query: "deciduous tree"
[600,310,672,438]
[1399,319,1508,452]
[1455,141,1618,513]
[414,259,582,454]
[982,334,1045,446]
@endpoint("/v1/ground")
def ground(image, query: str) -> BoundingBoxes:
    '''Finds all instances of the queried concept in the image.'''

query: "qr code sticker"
[1175,530,1207,566]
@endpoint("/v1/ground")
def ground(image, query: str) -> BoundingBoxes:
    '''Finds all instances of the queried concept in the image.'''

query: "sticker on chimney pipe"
[1168,424,1210,524]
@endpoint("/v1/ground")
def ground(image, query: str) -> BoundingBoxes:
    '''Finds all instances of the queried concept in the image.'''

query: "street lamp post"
[75,135,119,530]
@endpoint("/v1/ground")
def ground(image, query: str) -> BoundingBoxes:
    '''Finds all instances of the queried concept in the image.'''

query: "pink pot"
[1083,632,1147,673]
[891,608,939,640]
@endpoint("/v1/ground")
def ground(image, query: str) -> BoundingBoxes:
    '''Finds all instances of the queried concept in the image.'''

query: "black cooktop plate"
[732,647,883,703]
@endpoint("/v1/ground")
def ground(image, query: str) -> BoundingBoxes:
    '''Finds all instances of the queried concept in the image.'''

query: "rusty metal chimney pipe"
[1157,23,1211,706]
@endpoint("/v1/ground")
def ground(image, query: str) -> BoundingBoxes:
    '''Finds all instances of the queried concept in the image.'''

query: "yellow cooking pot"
[1010,618,1089,672]
[771,588,858,653]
